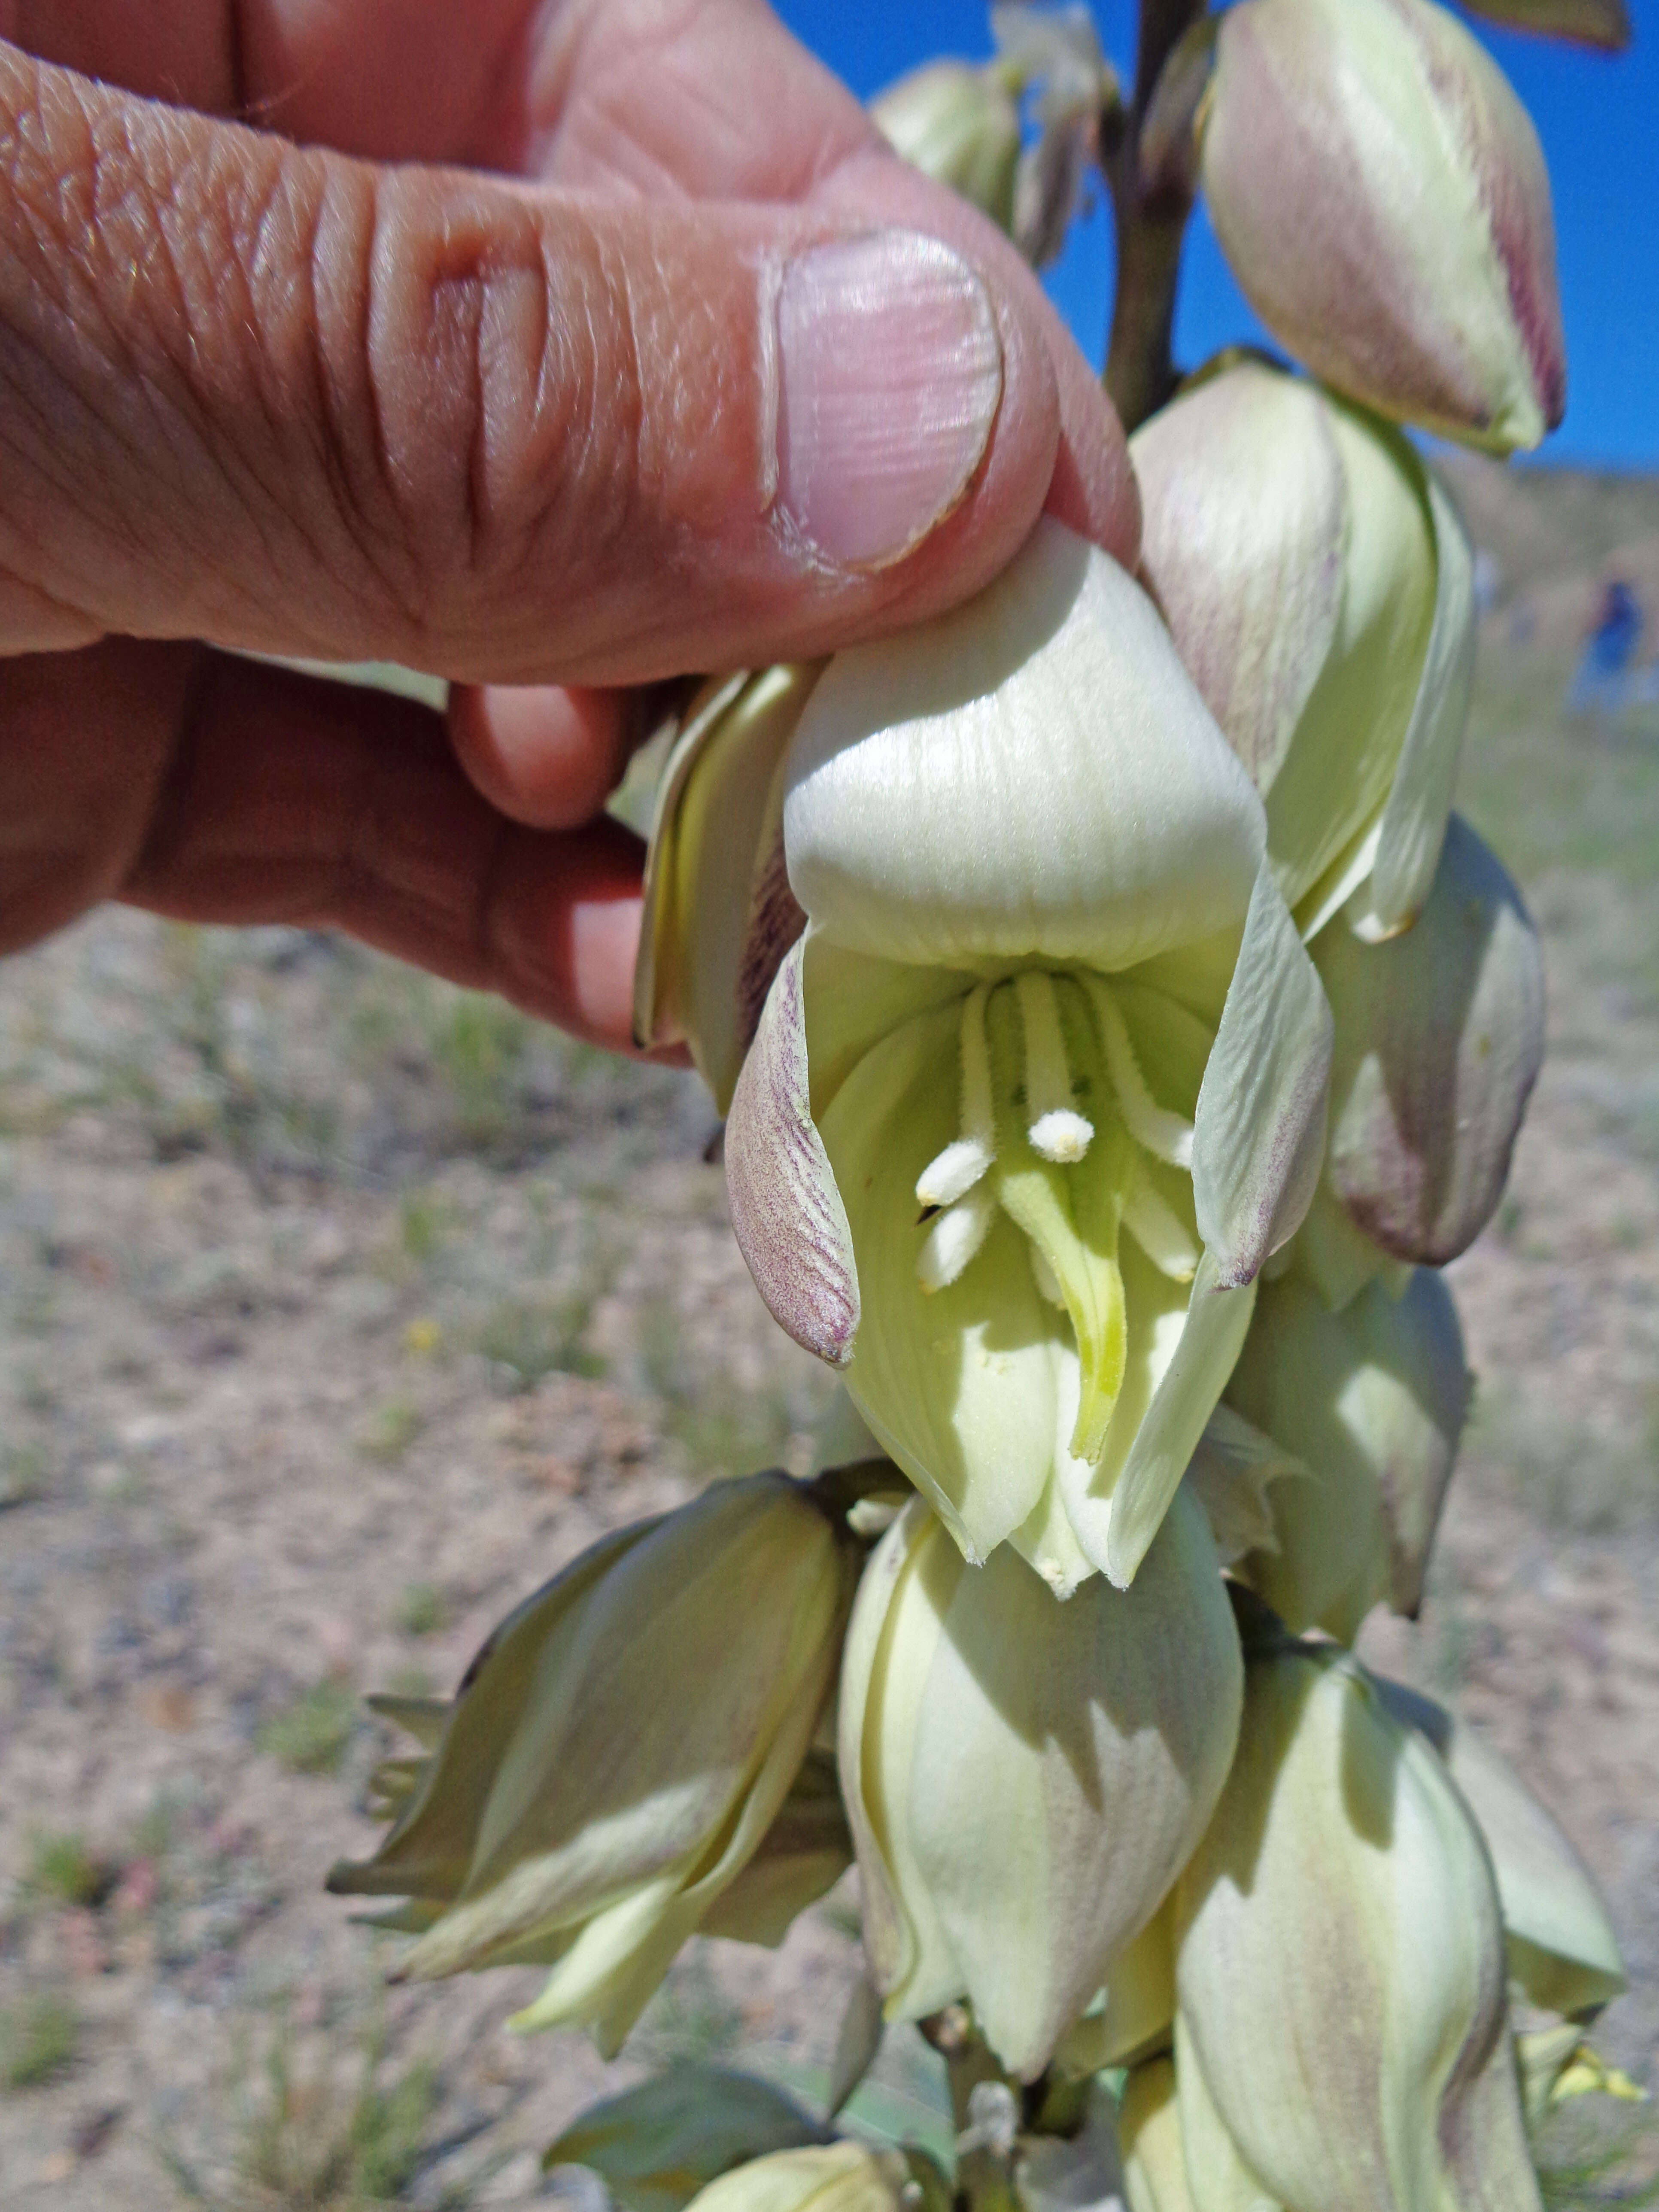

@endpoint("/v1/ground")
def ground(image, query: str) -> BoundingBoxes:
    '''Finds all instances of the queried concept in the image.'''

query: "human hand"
[0,0,1138,1048]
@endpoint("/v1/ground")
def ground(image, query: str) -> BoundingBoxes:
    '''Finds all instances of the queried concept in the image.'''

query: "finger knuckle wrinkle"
[357,186,645,613]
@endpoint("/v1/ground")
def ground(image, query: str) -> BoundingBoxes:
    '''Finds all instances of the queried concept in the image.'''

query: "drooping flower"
[1305,813,1545,1298]
[1171,1613,1545,2212]
[1376,1677,1627,2019]
[1197,0,1566,453]
[723,519,1332,1591]
[1132,355,1476,943]
[1221,1263,1471,1642]
[328,1474,857,2054]
[837,1490,1242,2079]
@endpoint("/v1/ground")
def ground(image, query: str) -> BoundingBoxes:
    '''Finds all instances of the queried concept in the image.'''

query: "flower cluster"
[330,0,1638,2203]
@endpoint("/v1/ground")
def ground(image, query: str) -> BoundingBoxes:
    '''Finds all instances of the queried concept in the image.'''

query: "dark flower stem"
[1103,0,1208,431]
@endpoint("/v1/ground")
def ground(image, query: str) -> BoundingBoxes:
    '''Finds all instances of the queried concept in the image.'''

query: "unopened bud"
[1377,1678,1627,2018]
[1224,1265,1471,1639]
[1133,356,1474,929]
[1316,814,1545,1266]
[838,1493,1241,2080]
[1173,1638,1544,2212]
[1199,0,1565,452]
[329,1475,857,2055]
[870,61,1022,232]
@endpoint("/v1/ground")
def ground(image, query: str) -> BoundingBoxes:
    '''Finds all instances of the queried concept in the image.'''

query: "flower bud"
[687,2144,948,2212]
[546,2068,828,2212]
[1314,814,1545,1267]
[1376,1679,1627,2019]
[838,1491,1242,2080]
[1223,1266,1471,1640]
[1173,1635,1544,2212]
[870,61,1023,232]
[1132,357,1474,932]
[1199,0,1565,453]
[329,1475,857,2055]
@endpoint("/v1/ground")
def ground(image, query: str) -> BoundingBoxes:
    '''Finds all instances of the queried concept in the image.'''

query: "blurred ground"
[1,458,1657,2206]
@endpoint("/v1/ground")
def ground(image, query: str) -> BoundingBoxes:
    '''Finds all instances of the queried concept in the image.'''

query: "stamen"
[914,983,997,1207]
[1015,972,1093,1164]
[916,1137,993,1211]
[917,1184,996,1292]
[1083,979,1195,1169]
[1122,1172,1199,1282]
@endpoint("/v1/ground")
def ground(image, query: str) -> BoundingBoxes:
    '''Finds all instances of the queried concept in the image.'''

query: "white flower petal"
[1193,863,1333,1287]
[783,519,1265,974]
[1349,475,1477,941]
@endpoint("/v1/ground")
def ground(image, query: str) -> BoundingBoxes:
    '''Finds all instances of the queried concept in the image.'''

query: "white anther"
[917,1184,997,1293]
[1028,1241,1066,1308]
[1015,972,1092,1163]
[1122,1173,1199,1282]
[1029,1109,1094,1164]
[915,1136,994,1210]
[1084,978,1195,1170]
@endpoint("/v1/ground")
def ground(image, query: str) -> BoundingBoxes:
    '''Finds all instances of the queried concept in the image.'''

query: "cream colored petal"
[1377,1683,1627,2018]
[1348,478,1476,941]
[783,519,1265,974]
[909,1488,1242,2078]
[837,1504,968,2021]
[1102,1250,1257,1589]
[1170,2026,1287,2212]
[326,1519,656,1905]
[1132,360,1347,797]
[1192,864,1333,1288]
[1174,1646,1540,2212]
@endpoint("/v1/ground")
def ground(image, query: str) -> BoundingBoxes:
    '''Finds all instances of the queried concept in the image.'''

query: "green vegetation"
[474,1291,604,1390]
[393,1585,444,1638]
[0,1993,79,2090]
[355,1401,424,1466]
[259,1684,359,1777]
[26,1829,111,1908]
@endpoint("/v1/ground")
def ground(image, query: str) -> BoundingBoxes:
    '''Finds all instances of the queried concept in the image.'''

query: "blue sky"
[773,0,1656,469]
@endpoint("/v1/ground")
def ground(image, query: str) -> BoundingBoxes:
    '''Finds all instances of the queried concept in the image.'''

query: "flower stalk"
[1103,0,1209,431]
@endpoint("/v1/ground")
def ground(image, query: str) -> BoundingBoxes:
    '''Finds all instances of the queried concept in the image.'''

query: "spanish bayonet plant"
[331,0,1640,2201]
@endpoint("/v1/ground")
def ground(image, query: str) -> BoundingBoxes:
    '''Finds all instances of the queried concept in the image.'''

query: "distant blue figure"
[1568,579,1643,714]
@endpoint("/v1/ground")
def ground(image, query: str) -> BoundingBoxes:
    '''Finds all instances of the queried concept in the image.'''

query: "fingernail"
[775,231,1003,570]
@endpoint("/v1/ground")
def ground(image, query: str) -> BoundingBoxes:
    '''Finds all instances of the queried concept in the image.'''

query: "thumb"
[0,42,1115,685]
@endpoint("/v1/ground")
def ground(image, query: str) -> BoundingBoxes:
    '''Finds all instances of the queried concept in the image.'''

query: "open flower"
[1197,0,1565,453]
[1132,356,1476,943]
[328,1475,857,2055]
[724,519,1332,1591]
[838,1491,1242,2080]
